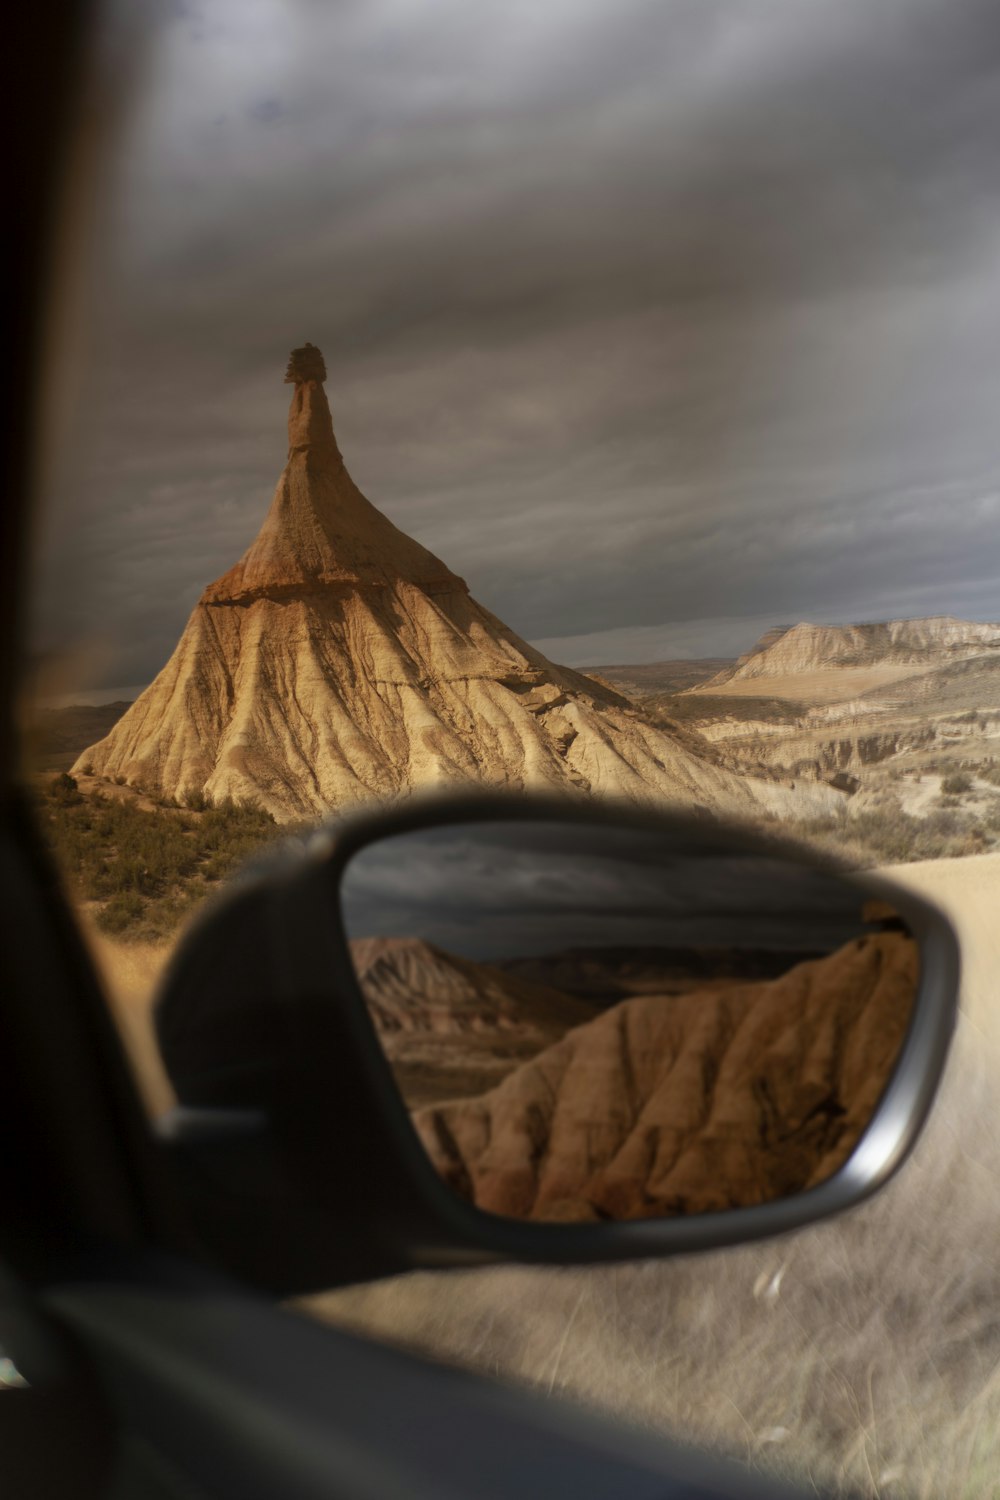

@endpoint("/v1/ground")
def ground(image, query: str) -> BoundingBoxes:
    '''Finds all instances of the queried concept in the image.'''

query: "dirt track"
[884,851,1000,1043]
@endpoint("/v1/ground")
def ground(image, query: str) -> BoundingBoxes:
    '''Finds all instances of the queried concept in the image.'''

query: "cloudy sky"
[32,0,1000,693]
[340,821,869,958]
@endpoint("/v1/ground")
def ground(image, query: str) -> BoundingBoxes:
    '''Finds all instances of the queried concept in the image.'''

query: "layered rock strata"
[701,618,1000,689]
[76,346,836,821]
[414,930,917,1221]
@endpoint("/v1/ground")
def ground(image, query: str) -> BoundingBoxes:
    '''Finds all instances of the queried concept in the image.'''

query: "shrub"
[784,803,980,866]
[941,772,973,796]
[48,772,81,805]
[37,784,284,939]
[96,890,145,934]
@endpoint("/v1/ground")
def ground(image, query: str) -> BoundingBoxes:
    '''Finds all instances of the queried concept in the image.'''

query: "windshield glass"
[22,2,1000,1494]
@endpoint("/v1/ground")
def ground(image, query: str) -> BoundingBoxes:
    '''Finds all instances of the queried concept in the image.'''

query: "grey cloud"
[340,821,867,959]
[31,0,1000,686]
[247,97,285,124]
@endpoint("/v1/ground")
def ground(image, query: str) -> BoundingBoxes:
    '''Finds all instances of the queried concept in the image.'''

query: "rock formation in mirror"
[352,936,596,1108]
[408,929,918,1221]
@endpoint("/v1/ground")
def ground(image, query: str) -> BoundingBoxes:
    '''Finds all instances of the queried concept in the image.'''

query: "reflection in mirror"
[340,821,919,1225]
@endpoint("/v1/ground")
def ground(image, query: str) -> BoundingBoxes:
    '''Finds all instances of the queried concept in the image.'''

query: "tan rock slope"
[352,936,594,1040]
[698,618,1000,693]
[414,930,917,1221]
[352,936,596,1108]
[671,616,1000,793]
[75,344,835,821]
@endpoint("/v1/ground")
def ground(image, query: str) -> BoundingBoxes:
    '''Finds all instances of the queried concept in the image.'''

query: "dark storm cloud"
[340,821,867,960]
[33,0,1000,685]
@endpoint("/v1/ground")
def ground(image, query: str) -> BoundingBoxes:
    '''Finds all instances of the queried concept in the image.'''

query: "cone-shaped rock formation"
[76,346,836,821]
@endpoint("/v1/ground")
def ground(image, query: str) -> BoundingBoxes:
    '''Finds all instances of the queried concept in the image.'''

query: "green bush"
[37,781,284,940]
[941,772,974,796]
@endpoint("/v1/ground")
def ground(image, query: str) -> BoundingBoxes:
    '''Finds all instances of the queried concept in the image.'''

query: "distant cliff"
[700,617,1000,687]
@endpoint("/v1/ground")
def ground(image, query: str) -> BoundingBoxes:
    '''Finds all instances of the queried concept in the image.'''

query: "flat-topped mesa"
[201,342,465,604]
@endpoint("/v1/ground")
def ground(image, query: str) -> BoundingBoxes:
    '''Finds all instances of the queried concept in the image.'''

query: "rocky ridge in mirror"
[340,821,920,1224]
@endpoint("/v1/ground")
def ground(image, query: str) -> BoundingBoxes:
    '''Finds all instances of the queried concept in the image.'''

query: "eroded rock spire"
[284,341,327,384]
[71,343,841,823]
[282,342,339,457]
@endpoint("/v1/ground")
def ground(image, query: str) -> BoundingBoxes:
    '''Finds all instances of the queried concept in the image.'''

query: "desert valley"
[27,343,1000,1495]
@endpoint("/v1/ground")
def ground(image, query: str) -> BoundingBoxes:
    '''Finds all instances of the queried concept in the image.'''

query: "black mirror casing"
[153,795,960,1295]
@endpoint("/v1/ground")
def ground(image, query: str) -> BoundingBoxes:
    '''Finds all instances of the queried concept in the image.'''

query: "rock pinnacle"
[72,345,840,823]
[284,342,327,384]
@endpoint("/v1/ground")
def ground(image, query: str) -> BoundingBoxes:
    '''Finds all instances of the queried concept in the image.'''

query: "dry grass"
[35,774,283,941]
[305,856,1000,1499]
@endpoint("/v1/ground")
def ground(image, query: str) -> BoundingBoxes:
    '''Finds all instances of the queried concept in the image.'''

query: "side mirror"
[154,796,959,1292]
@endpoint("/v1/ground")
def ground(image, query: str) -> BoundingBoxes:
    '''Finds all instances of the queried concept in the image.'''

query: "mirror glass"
[339,819,919,1224]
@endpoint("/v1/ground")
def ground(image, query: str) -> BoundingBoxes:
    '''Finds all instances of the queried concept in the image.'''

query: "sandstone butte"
[413,929,917,1222]
[75,344,838,822]
[700,616,1000,688]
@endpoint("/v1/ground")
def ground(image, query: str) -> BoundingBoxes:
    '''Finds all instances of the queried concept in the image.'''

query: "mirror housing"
[153,795,960,1294]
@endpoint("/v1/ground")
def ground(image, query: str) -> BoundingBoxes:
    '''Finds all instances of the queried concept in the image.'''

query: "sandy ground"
[879,851,1000,1042]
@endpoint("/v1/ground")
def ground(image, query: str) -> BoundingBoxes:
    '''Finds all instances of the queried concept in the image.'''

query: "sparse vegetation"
[36,775,287,940]
[782,802,992,866]
[941,772,974,796]
[641,692,808,726]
